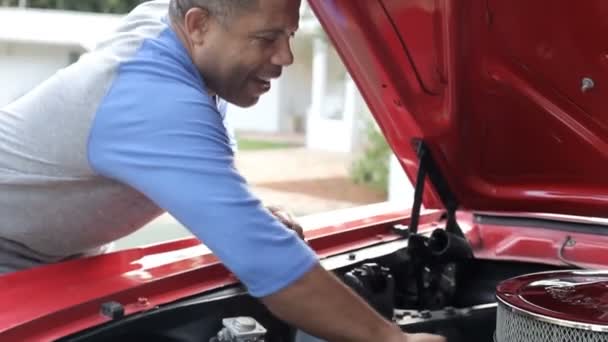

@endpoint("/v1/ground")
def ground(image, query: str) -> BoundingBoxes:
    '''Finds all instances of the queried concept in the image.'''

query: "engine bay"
[60,231,562,342]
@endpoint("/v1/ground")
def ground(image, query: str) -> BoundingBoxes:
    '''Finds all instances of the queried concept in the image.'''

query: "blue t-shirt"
[84,9,318,296]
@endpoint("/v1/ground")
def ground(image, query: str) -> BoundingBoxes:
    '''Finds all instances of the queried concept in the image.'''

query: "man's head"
[170,0,301,107]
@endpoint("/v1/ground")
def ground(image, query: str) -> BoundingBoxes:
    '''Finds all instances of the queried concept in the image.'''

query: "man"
[0,0,444,341]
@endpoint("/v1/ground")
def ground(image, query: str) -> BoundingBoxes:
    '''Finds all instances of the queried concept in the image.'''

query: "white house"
[0,8,122,106]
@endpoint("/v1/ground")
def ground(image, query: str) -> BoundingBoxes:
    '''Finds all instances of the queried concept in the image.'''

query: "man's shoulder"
[99,72,218,126]
[107,29,209,112]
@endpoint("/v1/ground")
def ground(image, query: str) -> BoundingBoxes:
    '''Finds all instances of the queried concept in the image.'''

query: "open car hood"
[308,0,608,218]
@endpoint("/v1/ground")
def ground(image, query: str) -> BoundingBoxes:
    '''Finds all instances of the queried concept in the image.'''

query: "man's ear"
[183,7,212,45]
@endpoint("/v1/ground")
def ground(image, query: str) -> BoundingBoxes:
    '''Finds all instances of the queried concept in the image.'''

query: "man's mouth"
[255,76,271,85]
[251,76,272,93]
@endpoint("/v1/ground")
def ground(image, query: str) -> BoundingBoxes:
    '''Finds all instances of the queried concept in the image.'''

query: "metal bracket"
[100,301,124,320]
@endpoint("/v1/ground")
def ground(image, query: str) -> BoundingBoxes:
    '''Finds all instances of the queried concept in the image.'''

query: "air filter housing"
[495,270,608,341]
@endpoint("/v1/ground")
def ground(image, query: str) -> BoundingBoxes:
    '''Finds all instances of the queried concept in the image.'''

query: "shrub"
[350,121,391,193]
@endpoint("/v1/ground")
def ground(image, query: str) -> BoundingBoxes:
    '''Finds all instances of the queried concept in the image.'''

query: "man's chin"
[231,95,260,108]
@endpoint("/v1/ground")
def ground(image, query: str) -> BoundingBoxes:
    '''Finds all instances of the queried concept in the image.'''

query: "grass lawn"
[237,138,296,151]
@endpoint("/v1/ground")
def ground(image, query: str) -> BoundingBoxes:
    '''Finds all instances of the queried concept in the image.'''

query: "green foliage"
[350,121,391,193]
[2,0,147,13]
[237,139,295,151]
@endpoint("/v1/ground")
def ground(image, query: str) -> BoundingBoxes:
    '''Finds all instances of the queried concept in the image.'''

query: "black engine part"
[342,263,395,319]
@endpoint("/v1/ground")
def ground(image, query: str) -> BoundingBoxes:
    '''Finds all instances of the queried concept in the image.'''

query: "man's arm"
[263,264,445,342]
[260,210,444,341]
[89,81,443,342]
[264,264,402,341]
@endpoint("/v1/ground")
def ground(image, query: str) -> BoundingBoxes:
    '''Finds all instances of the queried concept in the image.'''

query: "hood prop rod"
[407,139,463,238]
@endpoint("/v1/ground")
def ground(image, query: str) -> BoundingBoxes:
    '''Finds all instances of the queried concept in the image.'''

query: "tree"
[1,0,148,13]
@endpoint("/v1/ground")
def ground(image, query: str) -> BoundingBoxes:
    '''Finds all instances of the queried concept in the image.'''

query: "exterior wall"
[306,37,365,153]
[0,42,76,106]
[388,155,415,206]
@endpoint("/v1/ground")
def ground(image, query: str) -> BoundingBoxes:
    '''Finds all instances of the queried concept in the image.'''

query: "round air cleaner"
[496,270,608,342]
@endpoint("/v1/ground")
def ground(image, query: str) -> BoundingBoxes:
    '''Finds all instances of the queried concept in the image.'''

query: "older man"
[0,1,444,341]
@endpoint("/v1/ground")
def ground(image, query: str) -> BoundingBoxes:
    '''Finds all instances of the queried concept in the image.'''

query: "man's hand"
[267,206,305,240]
[403,333,447,342]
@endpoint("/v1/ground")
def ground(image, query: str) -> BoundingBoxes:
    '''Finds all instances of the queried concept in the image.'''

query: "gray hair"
[169,0,258,23]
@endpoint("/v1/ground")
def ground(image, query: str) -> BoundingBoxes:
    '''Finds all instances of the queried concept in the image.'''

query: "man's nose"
[271,37,294,67]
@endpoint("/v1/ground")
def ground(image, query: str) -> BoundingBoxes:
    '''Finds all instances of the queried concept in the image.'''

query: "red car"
[2,1,608,341]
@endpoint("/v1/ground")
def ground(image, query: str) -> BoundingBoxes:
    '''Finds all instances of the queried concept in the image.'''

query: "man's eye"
[256,36,277,44]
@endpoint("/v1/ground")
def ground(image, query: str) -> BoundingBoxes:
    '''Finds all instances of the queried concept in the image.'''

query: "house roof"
[0,8,123,51]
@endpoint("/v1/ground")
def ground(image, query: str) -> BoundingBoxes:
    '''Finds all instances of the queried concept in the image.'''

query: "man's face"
[191,0,301,107]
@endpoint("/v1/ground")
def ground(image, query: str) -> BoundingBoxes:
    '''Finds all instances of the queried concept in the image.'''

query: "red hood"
[308,0,608,218]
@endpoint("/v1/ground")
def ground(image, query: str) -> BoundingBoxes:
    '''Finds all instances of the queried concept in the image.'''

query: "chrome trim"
[499,268,608,280]
[496,295,608,332]
[470,303,499,311]
[475,211,608,226]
